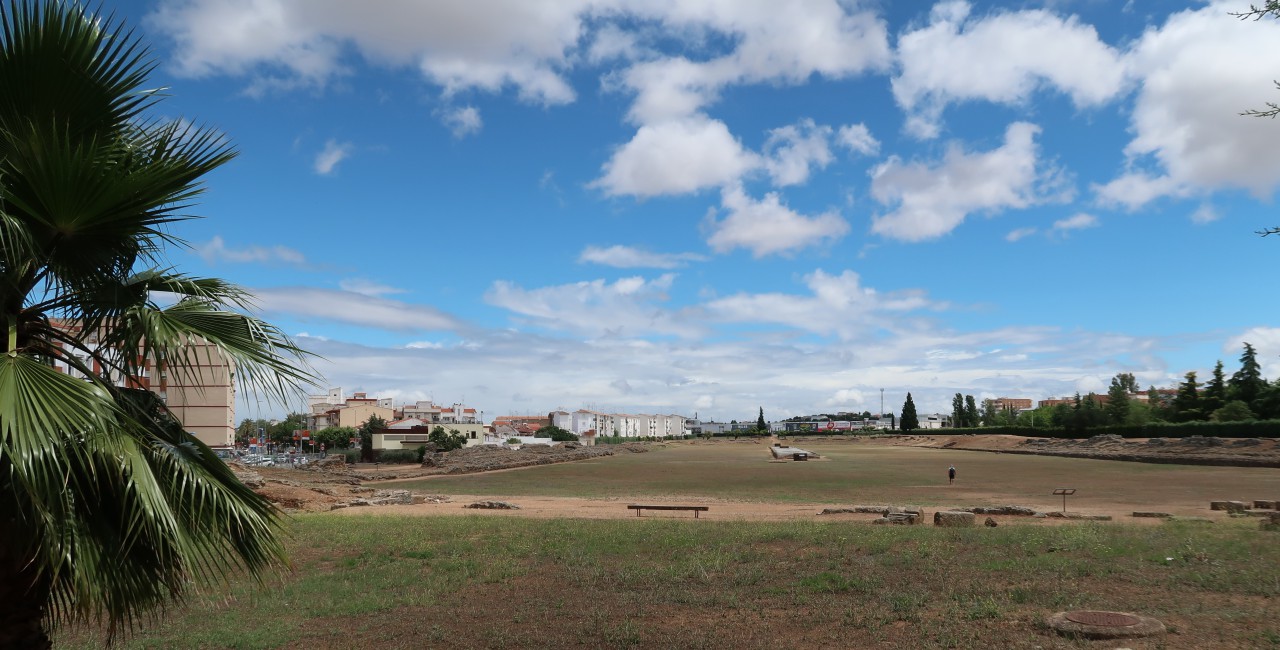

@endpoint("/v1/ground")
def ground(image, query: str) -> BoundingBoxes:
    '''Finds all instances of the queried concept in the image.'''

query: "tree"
[1104,376,1131,425]
[951,393,964,428]
[1211,400,1257,422]
[0,2,315,644]
[1174,371,1203,422]
[313,426,358,450]
[428,425,466,451]
[534,424,577,442]
[358,415,386,462]
[1228,342,1266,408]
[900,393,920,431]
[1114,372,1139,394]
[756,407,767,433]
[268,412,306,446]
[963,395,979,428]
[1203,360,1228,416]
[980,399,998,426]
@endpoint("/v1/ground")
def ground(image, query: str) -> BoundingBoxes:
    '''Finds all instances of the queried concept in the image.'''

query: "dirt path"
[323,492,1211,526]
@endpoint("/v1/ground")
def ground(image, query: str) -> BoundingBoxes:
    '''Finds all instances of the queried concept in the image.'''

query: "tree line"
[898,343,1278,431]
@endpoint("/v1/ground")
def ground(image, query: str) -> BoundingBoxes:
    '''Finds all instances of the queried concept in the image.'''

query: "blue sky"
[113,0,1280,420]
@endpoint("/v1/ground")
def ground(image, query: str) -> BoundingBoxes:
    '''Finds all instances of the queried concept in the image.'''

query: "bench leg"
[636,508,641,517]
[694,510,699,519]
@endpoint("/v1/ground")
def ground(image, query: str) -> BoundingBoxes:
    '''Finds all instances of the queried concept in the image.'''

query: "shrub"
[375,450,419,464]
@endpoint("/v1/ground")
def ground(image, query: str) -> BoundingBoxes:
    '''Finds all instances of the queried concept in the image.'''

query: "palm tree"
[0,2,315,645]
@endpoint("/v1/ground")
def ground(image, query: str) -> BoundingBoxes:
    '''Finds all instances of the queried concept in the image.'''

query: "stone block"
[934,511,976,527]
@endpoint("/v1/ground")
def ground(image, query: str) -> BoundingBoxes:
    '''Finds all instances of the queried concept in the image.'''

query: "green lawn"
[57,514,1280,649]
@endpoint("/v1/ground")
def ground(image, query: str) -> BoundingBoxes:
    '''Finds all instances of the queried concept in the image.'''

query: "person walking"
[948,465,956,485]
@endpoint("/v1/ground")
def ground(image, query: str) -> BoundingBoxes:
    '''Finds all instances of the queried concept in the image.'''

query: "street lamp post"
[880,388,884,427]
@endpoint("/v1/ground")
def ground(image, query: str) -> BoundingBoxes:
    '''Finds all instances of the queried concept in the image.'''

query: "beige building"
[334,403,397,429]
[48,321,236,448]
[159,342,236,448]
[374,422,486,450]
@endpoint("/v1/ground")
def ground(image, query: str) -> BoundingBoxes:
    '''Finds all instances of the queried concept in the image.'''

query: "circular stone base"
[1047,611,1165,640]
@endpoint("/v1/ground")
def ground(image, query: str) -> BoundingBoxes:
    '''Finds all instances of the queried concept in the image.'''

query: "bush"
[415,445,429,463]
[429,426,467,451]
[336,449,360,464]
[506,438,521,445]
[375,450,419,464]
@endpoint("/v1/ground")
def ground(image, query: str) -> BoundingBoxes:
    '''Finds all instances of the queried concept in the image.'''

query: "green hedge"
[931,421,1280,439]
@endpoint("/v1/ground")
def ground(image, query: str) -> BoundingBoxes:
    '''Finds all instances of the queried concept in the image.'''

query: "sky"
[108,0,1280,422]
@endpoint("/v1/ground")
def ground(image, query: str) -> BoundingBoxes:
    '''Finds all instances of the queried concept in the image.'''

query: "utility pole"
[880,388,884,421]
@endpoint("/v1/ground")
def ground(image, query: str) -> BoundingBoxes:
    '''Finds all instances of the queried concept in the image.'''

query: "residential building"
[49,321,235,448]
[990,397,1032,411]
[493,415,551,429]
[920,413,951,429]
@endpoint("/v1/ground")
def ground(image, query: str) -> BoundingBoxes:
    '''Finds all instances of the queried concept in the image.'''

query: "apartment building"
[49,321,235,448]
[553,409,688,438]
[990,397,1033,411]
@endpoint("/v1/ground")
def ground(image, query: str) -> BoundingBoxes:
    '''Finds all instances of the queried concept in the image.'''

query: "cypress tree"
[1174,371,1203,422]
[1203,360,1227,415]
[952,393,964,428]
[1228,342,1266,407]
[900,393,920,431]
[964,395,979,428]
[756,407,767,433]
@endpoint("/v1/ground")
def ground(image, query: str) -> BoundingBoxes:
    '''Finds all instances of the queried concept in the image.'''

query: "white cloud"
[592,115,760,197]
[1005,227,1037,242]
[706,186,850,257]
[578,245,705,269]
[253,287,464,332]
[149,0,593,104]
[706,269,934,340]
[1226,327,1280,378]
[485,273,703,338]
[338,278,407,297]
[611,1,891,124]
[243,277,1188,424]
[587,24,644,63]
[762,119,835,187]
[1051,213,1098,234]
[441,106,483,138]
[195,236,307,266]
[313,139,353,175]
[1101,4,1280,207]
[836,123,880,156]
[1092,171,1185,210]
[1191,204,1221,225]
[870,122,1063,241]
[893,0,1126,138]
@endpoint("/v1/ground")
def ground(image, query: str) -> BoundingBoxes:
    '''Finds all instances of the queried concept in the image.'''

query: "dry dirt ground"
[233,434,1280,524]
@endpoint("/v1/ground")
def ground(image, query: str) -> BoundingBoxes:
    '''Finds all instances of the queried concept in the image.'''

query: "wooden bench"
[627,504,709,519]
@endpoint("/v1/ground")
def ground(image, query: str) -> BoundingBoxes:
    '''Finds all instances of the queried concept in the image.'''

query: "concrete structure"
[373,422,486,450]
[161,342,236,448]
[920,413,951,429]
[48,321,235,448]
[557,409,687,438]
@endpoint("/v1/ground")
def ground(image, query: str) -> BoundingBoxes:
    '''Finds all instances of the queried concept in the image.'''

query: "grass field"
[57,441,1280,649]
[380,440,1280,514]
